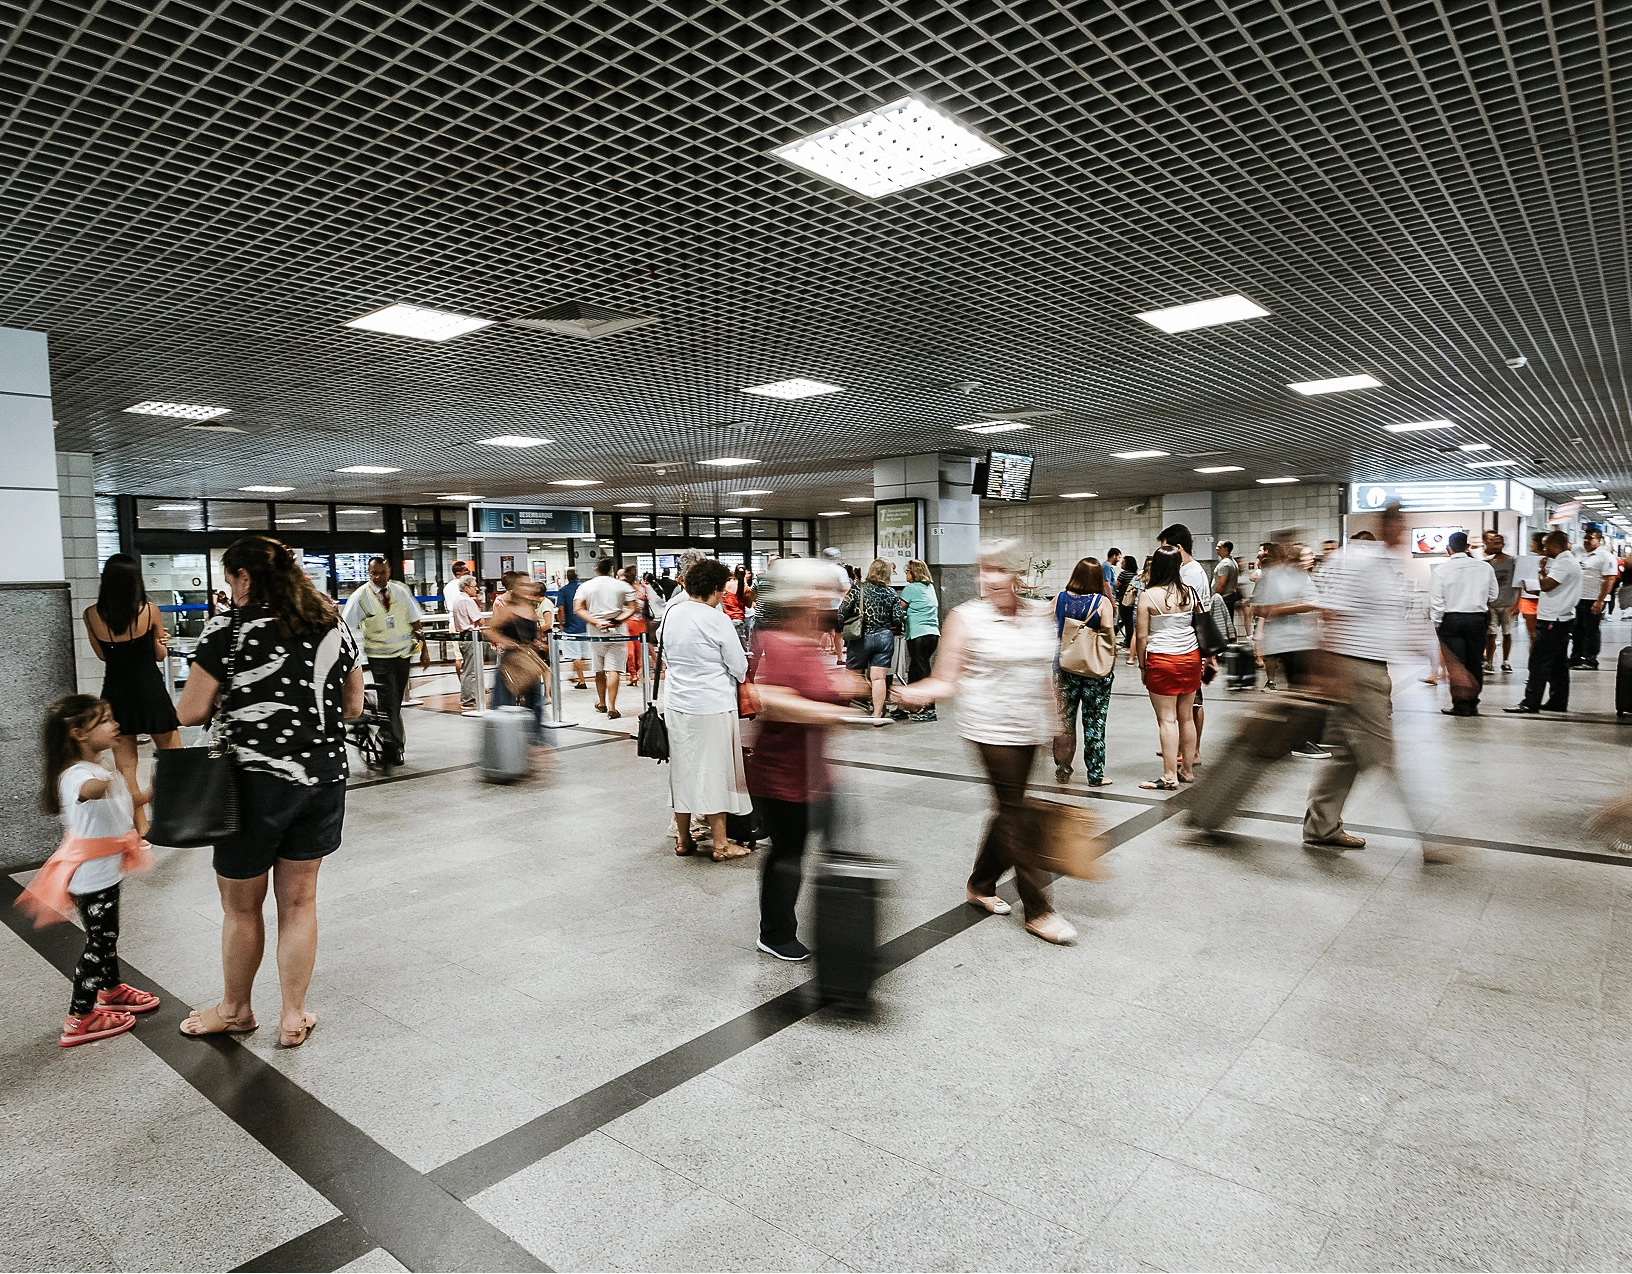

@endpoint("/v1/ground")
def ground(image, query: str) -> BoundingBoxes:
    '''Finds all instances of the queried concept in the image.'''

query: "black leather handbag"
[636,629,670,763]
[1192,595,1230,659]
[147,611,241,847]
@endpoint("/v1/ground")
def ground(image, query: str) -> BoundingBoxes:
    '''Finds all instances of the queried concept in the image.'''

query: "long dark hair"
[1146,545,1192,608]
[95,553,147,636]
[40,694,107,815]
[1065,557,1104,595]
[221,536,336,637]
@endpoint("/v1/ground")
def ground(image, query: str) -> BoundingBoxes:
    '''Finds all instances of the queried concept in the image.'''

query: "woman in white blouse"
[657,559,753,860]
[896,539,1076,945]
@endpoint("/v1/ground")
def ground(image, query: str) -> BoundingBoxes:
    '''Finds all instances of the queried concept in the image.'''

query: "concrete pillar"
[1160,491,1216,563]
[875,453,981,617]
[0,326,76,871]
[57,452,102,692]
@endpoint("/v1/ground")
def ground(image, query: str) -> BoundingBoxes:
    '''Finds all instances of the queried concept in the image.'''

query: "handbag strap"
[210,607,242,755]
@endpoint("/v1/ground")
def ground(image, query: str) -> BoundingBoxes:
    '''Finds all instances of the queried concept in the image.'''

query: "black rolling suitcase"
[1225,640,1257,691]
[1618,646,1632,718]
[1186,694,1327,832]
[814,849,890,1011]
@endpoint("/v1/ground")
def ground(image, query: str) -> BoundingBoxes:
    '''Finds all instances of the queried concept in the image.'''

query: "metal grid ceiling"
[1,0,1627,515]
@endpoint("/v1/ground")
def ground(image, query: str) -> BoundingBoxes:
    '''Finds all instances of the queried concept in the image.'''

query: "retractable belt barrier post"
[470,629,486,718]
[547,628,567,728]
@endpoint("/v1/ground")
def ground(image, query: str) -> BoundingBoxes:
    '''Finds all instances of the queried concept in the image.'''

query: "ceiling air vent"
[508,302,659,340]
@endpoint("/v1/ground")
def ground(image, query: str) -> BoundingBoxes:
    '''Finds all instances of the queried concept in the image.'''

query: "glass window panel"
[271,502,331,533]
[619,513,655,536]
[687,517,716,539]
[654,515,683,537]
[716,517,744,538]
[137,498,204,530]
[333,504,384,529]
[718,552,743,570]
[403,506,439,536]
[95,495,121,568]
[334,552,374,600]
[785,520,811,540]
[751,519,780,538]
[403,534,436,598]
[752,539,780,563]
[205,500,271,531]
[141,553,211,637]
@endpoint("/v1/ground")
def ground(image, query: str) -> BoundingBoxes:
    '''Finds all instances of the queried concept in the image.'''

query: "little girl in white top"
[22,695,158,1046]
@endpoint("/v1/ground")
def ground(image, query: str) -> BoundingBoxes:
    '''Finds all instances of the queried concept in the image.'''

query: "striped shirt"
[1316,541,1408,662]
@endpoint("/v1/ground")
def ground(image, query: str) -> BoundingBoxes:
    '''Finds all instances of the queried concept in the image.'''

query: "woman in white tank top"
[895,540,1076,945]
[1135,546,1203,790]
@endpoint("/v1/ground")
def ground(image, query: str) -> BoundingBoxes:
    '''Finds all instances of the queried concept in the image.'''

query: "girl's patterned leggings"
[69,884,121,1017]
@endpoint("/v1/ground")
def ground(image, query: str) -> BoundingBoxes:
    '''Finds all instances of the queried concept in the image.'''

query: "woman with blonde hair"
[837,557,907,723]
[896,540,1076,944]
[1134,545,1202,791]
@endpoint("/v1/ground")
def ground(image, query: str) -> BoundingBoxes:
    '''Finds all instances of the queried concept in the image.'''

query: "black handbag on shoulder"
[147,610,241,847]
[1192,594,1230,659]
[636,627,670,763]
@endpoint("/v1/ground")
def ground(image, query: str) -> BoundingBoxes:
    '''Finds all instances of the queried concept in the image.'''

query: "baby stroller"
[346,688,394,772]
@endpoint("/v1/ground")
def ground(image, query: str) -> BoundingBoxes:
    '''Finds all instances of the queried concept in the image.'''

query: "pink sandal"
[97,984,160,1014]
[61,1008,135,1047]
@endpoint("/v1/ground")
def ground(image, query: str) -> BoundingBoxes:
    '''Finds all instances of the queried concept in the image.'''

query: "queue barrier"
[543,630,649,728]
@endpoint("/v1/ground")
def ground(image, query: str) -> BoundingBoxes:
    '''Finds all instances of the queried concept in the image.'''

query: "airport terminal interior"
[4,1,1632,1271]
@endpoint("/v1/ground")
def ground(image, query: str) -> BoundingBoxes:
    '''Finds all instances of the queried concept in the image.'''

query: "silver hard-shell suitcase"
[480,706,533,783]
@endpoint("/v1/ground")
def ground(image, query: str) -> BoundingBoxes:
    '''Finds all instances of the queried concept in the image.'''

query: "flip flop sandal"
[279,1013,317,1049]
[711,842,754,861]
[675,842,698,856]
[179,1005,259,1037]
[1139,778,1179,791]
[97,983,160,1014]
[61,1008,136,1047]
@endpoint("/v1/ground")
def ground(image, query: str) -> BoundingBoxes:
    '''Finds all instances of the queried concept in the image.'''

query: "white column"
[0,327,64,581]
[875,453,981,614]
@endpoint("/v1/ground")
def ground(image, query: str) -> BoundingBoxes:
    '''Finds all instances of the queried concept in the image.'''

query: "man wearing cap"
[1428,531,1498,716]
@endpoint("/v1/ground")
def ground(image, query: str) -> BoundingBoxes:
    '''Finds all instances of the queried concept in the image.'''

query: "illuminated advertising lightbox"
[1349,481,1504,514]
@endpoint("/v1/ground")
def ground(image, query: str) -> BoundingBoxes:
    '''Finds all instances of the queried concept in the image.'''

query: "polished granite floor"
[6,631,1632,1272]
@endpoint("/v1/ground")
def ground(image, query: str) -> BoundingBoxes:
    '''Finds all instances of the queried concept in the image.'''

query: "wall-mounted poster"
[874,499,923,582]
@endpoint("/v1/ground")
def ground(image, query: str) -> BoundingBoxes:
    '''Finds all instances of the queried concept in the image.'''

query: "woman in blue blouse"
[1053,557,1115,786]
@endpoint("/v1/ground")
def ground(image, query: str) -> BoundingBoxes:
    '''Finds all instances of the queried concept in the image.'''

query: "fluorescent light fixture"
[548,479,601,487]
[1111,449,1169,460]
[274,518,307,524]
[727,506,762,513]
[337,508,377,514]
[1457,442,1492,452]
[213,526,249,531]
[1578,488,1604,494]
[818,511,850,517]
[1058,492,1098,499]
[239,485,292,493]
[840,497,875,503]
[369,528,385,534]
[123,400,231,420]
[699,457,760,467]
[478,435,551,448]
[954,421,1031,435]
[1257,476,1300,485]
[344,303,492,342]
[1194,465,1245,474]
[742,377,843,400]
[615,502,652,508]
[770,95,1006,198]
[1466,459,1518,469]
[1135,294,1270,334]
[184,424,248,434]
[336,465,400,474]
[1382,419,1455,434]
[1286,374,1383,396]
[150,504,198,511]
[732,489,774,496]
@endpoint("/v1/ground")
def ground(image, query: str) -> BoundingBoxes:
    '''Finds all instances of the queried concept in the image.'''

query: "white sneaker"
[1291,745,1332,760]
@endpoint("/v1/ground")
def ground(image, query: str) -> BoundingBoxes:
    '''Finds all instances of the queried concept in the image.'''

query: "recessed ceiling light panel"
[548,479,601,487]
[336,465,400,474]
[478,435,551,448]
[839,497,875,503]
[1058,492,1098,499]
[1112,449,1170,460]
[731,489,774,497]
[1257,476,1300,485]
[727,506,762,513]
[124,400,231,419]
[818,511,850,517]
[345,303,493,342]
[1194,465,1245,474]
[1135,294,1270,334]
[239,485,292,492]
[954,421,1031,434]
[741,378,843,400]
[1286,374,1383,395]
[435,494,481,501]
[771,95,1007,198]
[1457,442,1492,452]
[1382,420,1455,434]
[699,457,760,467]
[1466,459,1518,468]
[615,502,653,508]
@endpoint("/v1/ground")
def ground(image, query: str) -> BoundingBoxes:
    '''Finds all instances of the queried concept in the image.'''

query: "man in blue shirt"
[556,567,589,689]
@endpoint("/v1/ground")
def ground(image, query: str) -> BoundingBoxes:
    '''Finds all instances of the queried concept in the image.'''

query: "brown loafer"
[1304,831,1367,851]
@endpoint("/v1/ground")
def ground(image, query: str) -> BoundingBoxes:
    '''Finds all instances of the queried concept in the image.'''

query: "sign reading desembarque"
[468,505,596,538]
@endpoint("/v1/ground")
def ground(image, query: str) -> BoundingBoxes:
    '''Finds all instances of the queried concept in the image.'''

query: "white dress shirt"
[1538,550,1583,621]
[657,597,747,715]
[1428,553,1498,624]
[448,589,481,633]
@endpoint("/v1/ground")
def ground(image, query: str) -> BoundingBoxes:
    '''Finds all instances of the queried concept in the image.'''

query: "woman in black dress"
[82,553,181,833]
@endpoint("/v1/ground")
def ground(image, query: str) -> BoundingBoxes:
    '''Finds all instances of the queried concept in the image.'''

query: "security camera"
[951,380,983,395]
[1505,355,1528,369]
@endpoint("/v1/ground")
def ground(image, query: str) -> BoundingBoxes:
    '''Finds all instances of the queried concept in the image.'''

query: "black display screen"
[978,450,1034,501]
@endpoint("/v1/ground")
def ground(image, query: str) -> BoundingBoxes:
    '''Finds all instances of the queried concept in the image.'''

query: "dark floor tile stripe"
[346,733,628,791]
[231,1216,374,1273]
[831,757,1167,807]
[1227,808,1632,867]
[0,876,549,1274]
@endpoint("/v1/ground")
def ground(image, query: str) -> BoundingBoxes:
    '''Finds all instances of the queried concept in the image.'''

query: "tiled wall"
[822,484,1345,595]
[56,452,102,692]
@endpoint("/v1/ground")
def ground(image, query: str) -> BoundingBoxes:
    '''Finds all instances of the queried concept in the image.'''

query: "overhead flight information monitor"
[979,449,1034,502]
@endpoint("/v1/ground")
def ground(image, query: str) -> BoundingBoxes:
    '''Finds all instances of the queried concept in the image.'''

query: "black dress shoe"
[1503,705,1541,714]
[1542,703,1568,712]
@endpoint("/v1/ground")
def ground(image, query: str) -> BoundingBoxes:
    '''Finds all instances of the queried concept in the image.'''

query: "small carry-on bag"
[1618,645,1632,718]
[148,610,240,848]
[1224,640,1257,691]
[814,847,891,1011]
[480,706,533,784]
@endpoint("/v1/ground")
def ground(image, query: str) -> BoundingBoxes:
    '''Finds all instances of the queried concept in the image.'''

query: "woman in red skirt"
[1135,546,1202,790]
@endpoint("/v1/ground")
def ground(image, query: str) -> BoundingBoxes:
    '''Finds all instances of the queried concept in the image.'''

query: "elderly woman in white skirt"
[658,558,754,860]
